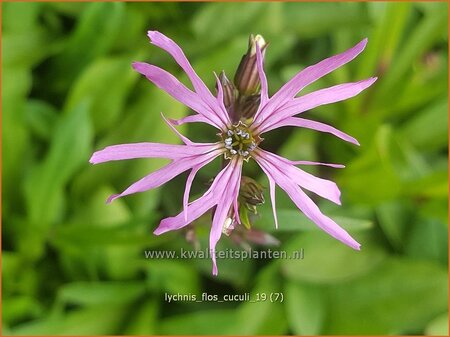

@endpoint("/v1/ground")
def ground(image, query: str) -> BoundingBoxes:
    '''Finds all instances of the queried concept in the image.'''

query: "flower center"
[221,121,260,161]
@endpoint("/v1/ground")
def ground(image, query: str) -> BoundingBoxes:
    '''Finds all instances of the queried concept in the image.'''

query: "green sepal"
[239,205,252,230]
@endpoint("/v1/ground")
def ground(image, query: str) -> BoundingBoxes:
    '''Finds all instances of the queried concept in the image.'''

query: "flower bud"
[229,228,279,249]
[239,176,265,207]
[217,71,236,109]
[234,34,267,96]
[244,229,280,246]
[236,94,260,120]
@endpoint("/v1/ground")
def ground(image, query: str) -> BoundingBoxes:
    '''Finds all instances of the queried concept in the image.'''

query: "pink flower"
[90,31,376,275]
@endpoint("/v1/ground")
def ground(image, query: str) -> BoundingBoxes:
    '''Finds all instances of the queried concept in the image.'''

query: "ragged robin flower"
[90,31,376,275]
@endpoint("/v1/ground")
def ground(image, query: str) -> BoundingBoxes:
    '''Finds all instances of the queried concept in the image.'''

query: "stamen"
[221,121,261,160]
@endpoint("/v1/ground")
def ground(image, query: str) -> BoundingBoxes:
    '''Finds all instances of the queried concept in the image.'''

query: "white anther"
[227,130,234,136]
[230,149,237,155]
[248,142,256,151]
[225,137,233,145]
[222,217,235,236]
[242,151,249,156]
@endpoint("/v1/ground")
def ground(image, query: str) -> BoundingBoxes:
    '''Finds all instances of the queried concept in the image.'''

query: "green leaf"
[2,296,43,325]
[405,217,448,265]
[3,30,50,68]
[48,2,125,91]
[46,2,88,17]
[3,2,42,33]
[24,100,58,141]
[256,206,373,232]
[277,130,318,166]
[191,235,253,288]
[399,98,448,152]
[284,281,325,335]
[339,125,402,204]
[324,258,448,334]
[51,220,163,249]
[24,100,93,227]
[57,281,146,307]
[418,197,448,225]
[70,186,132,226]
[376,201,412,249]
[11,304,127,336]
[65,56,139,133]
[146,260,201,295]
[1,252,22,293]
[403,168,448,199]
[50,190,163,260]
[356,2,411,80]
[191,3,265,47]
[374,4,448,106]
[388,73,448,118]
[232,264,288,335]
[123,299,159,335]
[159,310,237,335]
[426,312,449,336]
[281,231,386,284]
[2,66,31,214]
[283,2,369,38]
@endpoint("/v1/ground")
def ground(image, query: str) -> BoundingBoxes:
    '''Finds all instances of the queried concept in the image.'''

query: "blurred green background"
[2,1,448,335]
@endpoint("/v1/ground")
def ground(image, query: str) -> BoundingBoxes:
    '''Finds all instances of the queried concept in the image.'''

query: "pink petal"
[257,77,377,131]
[209,158,243,275]
[107,149,222,203]
[214,72,225,111]
[266,174,279,229]
[256,149,342,205]
[154,158,239,235]
[261,39,368,118]
[256,157,360,250]
[265,117,359,146]
[210,199,232,275]
[147,31,212,100]
[90,142,216,164]
[170,114,211,126]
[255,42,269,104]
[183,164,203,221]
[132,62,223,129]
[233,194,241,225]
[147,31,230,127]
[212,72,234,128]
[289,160,345,168]
[160,112,194,146]
[155,192,216,235]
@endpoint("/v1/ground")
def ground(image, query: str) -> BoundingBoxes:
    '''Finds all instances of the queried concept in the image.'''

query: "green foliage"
[324,259,448,334]
[2,2,448,336]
